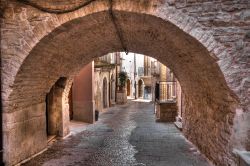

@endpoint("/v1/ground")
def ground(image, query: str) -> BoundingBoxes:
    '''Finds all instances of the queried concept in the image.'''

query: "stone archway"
[1,1,249,166]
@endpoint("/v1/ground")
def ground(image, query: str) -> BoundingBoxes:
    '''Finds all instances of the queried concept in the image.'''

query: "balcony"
[155,81,177,103]
[155,81,177,122]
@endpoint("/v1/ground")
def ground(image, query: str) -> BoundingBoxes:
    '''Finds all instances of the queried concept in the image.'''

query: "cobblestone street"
[23,101,211,166]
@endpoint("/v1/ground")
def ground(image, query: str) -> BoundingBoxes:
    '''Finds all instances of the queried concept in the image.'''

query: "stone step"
[174,121,182,131]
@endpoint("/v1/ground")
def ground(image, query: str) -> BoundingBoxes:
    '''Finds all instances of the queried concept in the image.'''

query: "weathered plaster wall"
[0,0,249,165]
[72,62,95,123]
[94,67,115,112]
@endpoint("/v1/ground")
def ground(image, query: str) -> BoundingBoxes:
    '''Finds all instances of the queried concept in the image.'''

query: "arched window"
[138,79,143,98]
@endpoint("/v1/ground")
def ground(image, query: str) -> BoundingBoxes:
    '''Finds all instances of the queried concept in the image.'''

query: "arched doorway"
[110,74,115,100]
[103,77,108,109]
[1,1,246,165]
[138,79,143,98]
[68,84,73,120]
[127,79,131,96]
[45,77,67,138]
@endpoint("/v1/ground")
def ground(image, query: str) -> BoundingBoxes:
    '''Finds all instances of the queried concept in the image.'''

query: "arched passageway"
[45,77,69,138]
[1,1,249,166]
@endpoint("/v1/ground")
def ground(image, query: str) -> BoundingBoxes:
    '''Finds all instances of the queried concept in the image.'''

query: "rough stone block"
[3,103,47,165]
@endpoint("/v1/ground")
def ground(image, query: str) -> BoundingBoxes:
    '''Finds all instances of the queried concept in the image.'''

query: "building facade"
[93,53,121,112]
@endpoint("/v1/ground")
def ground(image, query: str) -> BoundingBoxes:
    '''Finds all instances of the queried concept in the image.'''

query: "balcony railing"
[155,81,176,103]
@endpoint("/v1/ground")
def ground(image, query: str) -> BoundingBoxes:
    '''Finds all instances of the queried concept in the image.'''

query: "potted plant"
[118,71,127,92]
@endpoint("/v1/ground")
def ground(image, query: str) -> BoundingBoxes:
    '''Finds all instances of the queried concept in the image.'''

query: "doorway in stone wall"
[111,74,115,101]
[138,79,143,98]
[127,79,131,96]
[68,85,73,120]
[45,93,50,137]
[45,86,57,142]
[103,77,108,108]
[45,77,66,141]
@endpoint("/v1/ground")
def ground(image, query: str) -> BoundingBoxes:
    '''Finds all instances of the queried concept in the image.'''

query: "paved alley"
[23,101,211,166]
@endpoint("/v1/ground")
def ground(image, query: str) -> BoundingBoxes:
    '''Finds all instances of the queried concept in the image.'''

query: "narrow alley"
[23,101,210,166]
[1,1,250,165]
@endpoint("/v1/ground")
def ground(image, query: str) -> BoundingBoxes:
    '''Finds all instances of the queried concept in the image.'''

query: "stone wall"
[165,1,250,163]
[2,103,47,165]
[1,0,249,165]
[156,102,178,122]
[2,76,71,165]
[183,93,237,165]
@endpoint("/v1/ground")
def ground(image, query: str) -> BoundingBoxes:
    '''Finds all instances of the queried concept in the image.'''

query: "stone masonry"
[156,102,178,122]
[1,0,249,165]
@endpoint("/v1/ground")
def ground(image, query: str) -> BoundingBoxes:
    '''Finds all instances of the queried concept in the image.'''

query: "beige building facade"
[94,53,120,112]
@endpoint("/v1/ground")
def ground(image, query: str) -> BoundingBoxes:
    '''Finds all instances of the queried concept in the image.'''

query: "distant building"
[121,53,183,124]
[69,53,122,124]
[94,53,121,112]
